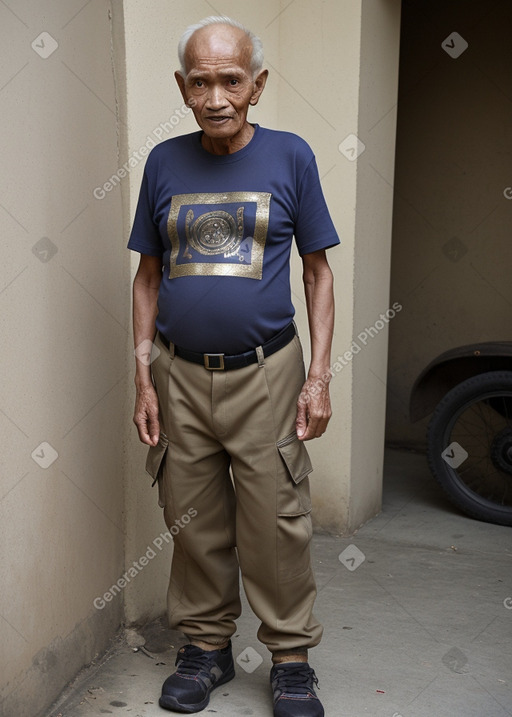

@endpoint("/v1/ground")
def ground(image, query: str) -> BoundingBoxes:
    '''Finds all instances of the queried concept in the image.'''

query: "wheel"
[427,370,512,526]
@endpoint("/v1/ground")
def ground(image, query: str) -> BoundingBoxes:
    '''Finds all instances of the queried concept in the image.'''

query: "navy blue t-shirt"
[128,124,339,353]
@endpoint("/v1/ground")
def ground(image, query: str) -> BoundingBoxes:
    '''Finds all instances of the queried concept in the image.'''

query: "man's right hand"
[133,383,160,446]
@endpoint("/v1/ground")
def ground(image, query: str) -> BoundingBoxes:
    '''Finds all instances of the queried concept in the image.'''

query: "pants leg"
[151,332,241,645]
[221,336,323,653]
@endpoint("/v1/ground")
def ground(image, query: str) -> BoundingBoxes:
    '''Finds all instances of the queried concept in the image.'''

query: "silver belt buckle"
[204,353,225,370]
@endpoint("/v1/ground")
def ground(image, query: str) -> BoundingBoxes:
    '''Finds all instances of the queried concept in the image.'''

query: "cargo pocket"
[145,432,169,508]
[276,432,313,515]
[276,432,313,580]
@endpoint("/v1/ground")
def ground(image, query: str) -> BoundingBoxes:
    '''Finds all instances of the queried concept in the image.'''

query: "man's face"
[175,24,267,149]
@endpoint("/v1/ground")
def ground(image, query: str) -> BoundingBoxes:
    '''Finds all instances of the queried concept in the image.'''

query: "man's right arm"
[132,253,163,446]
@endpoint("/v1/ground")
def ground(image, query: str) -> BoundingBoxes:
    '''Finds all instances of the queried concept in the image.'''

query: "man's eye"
[229,79,239,86]
[195,80,204,88]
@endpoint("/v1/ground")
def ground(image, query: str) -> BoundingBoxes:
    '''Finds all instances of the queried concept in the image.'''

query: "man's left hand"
[296,375,332,441]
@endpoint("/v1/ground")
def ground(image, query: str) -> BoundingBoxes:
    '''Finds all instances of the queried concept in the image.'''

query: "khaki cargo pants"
[146,330,323,654]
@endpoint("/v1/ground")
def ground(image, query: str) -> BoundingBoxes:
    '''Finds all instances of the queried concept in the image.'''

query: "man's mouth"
[205,116,232,122]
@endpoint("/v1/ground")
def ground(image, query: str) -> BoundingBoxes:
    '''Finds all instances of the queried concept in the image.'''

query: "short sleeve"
[294,157,340,256]
[127,164,164,257]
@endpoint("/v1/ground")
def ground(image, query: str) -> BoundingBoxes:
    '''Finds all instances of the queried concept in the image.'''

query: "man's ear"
[250,69,269,106]
[175,71,189,105]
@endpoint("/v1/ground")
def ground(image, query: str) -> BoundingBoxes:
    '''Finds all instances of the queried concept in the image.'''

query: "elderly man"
[128,16,339,717]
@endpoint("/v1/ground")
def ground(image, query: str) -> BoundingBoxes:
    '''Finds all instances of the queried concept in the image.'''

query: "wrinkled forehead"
[184,24,253,74]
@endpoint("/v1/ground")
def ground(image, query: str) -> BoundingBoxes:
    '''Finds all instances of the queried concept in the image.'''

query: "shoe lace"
[274,664,320,695]
[175,645,217,676]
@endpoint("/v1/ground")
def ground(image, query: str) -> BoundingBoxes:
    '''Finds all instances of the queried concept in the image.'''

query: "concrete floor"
[48,449,512,717]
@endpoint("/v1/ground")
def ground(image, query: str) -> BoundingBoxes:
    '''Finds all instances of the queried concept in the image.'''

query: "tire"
[427,370,512,526]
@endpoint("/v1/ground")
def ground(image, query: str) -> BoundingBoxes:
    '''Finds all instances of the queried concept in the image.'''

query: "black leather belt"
[158,323,296,371]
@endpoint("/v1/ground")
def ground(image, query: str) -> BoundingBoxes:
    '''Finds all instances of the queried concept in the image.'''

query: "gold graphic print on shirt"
[167,192,271,280]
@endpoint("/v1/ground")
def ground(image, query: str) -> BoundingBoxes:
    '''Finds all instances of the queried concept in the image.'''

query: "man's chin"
[199,118,252,151]
[201,118,237,135]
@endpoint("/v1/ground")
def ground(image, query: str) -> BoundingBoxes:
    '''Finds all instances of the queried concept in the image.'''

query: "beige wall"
[386,1,512,447]
[0,2,127,716]
[284,0,401,532]
[349,0,402,528]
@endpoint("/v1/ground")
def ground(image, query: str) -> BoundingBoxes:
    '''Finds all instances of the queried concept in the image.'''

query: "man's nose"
[206,84,228,110]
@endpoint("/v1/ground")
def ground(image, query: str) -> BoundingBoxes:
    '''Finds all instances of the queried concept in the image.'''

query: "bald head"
[183,24,253,78]
[177,16,263,78]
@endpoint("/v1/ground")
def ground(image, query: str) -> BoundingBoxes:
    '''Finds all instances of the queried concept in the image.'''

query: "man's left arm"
[296,249,335,441]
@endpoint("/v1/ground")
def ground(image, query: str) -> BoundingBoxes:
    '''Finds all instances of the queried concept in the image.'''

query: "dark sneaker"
[270,662,324,717]
[159,642,235,713]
